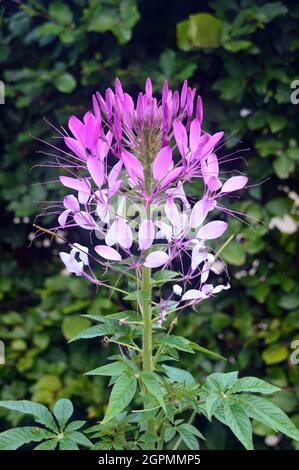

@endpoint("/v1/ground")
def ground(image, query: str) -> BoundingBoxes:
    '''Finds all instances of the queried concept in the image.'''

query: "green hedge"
[0,0,298,449]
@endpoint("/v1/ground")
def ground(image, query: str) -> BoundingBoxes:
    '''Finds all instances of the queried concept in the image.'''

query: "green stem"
[142,265,152,373]
[173,409,197,450]
[141,147,155,437]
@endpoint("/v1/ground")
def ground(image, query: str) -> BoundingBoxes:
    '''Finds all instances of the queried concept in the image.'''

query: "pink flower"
[38,77,248,321]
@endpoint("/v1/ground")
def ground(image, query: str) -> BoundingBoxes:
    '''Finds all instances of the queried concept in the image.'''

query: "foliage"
[0,0,298,450]
[0,399,92,450]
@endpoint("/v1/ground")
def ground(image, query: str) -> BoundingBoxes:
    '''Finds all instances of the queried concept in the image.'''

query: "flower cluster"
[41,78,247,321]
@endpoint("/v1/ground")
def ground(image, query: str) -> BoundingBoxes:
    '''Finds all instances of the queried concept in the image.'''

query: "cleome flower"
[37,78,248,321]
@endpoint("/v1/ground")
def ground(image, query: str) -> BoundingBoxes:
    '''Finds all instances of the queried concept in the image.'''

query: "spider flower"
[39,78,248,320]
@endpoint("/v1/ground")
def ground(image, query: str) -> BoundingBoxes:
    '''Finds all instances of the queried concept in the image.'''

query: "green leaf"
[0,400,58,432]
[102,373,137,423]
[239,395,299,441]
[177,423,201,450]
[222,241,246,266]
[85,361,128,376]
[64,421,86,432]
[177,20,192,51]
[163,365,195,386]
[59,437,79,450]
[230,377,280,395]
[34,439,57,450]
[256,2,288,23]
[65,431,93,447]
[53,399,73,430]
[190,342,226,361]
[223,401,253,450]
[0,427,54,450]
[206,393,223,421]
[124,290,148,302]
[262,344,289,365]
[152,270,179,285]
[205,372,239,392]
[158,335,194,353]
[164,427,176,443]
[54,73,76,93]
[49,2,73,24]
[69,323,114,342]
[62,316,91,340]
[224,40,252,52]
[273,155,294,179]
[189,13,222,48]
[140,372,167,412]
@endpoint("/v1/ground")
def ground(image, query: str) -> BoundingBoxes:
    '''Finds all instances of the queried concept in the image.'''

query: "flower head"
[38,78,248,322]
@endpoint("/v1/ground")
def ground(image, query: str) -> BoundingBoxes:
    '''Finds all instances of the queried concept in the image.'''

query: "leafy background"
[0,0,298,450]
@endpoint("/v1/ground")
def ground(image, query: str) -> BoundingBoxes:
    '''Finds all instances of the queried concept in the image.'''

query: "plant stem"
[141,146,155,436]
[173,409,197,450]
[142,265,153,373]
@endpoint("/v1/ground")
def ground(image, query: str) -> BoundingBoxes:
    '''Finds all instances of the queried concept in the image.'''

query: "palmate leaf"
[34,439,58,450]
[69,323,115,342]
[102,372,137,423]
[223,401,253,450]
[0,427,54,450]
[64,421,86,432]
[158,335,225,360]
[205,392,222,421]
[163,365,195,386]
[229,377,280,395]
[85,361,129,376]
[65,431,93,447]
[238,394,299,442]
[177,423,204,450]
[0,400,58,432]
[189,342,226,361]
[59,437,79,450]
[204,371,239,392]
[53,399,73,431]
[158,335,195,353]
[140,372,167,412]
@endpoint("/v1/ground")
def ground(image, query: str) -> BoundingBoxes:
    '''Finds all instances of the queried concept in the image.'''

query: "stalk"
[142,264,152,373]
[141,144,154,435]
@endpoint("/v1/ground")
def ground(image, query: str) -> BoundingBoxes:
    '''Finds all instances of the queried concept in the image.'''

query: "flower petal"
[121,151,144,184]
[197,221,228,240]
[181,290,207,301]
[95,245,122,261]
[144,251,169,268]
[201,131,223,157]
[68,115,84,142]
[155,221,172,242]
[190,199,210,229]
[160,166,183,189]
[220,176,248,194]
[165,198,181,227]
[87,156,104,189]
[60,176,90,195]
[59,252,83,275]
[58,210,70,228]
[189,119,201,153]
[64,195,79,212]
[173,119,188,157]
[152,146,173,182]
[138,219,155,250]
[191,244,207,271]
[73,211,95,230]
[64,137,86,160]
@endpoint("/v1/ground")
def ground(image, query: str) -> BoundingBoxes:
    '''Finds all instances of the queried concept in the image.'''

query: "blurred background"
[0,0,298,450]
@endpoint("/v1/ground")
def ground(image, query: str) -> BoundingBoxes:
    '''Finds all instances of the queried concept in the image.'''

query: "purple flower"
[38,78,248,322]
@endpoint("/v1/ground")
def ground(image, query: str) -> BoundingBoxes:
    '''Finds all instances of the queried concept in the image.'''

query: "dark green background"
[0,0,298,450]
